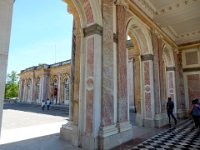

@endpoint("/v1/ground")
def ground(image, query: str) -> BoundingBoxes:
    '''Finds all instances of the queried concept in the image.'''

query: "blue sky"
[7,0,73,74]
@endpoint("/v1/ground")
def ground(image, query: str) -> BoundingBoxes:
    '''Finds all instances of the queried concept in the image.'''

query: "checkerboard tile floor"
[132,120,200,150]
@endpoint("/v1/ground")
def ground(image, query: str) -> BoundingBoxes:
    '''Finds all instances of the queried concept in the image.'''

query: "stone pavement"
[0,103,80,150]
[0,103,195,150]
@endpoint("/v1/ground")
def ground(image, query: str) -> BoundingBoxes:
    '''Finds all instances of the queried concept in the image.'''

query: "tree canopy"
[5,71,19,98]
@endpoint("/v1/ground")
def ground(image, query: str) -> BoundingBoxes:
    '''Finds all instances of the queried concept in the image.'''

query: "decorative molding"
[183,67,200,72]
[131,0,156,18]
[166,66,176,71]
[162,26,178,41]
[177,30,200,39]
[86,76,94,91]
[178,41,200,50]
[155,0,199,16]
[99,125,118,138]
[115,0,129,9]
[141,54,154,61]
[83,24,103,37]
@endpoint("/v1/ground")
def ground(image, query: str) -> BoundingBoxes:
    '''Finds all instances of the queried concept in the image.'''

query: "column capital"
[115,0,128,9]
[141,54,154,61]
[83,24,103,37]
[166,66,176,71]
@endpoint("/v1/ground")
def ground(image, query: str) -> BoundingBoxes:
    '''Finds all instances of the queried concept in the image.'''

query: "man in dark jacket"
[167,97,177,126]
[191,99,200,128]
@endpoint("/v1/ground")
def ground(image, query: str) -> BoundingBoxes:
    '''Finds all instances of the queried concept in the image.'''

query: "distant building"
[18,60,71,105]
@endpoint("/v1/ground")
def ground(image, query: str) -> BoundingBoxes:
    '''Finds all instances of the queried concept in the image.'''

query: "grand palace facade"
[1,0,200,149]
[18,60,71,105]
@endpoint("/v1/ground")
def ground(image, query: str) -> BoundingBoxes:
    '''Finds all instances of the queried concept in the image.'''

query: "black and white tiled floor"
[132,120,200,150]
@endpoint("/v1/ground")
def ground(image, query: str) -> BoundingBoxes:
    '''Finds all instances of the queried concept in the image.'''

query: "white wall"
[0,0,15,137]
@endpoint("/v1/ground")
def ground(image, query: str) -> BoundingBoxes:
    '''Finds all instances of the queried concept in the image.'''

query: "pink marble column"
[151,31,162,114]
[85,37,94,134]
[174,52,185,110]
[141,55,155,122]
[143,61,152,118]
[168,71,175,100]
[101,0,115,127]
[116,4,128,123]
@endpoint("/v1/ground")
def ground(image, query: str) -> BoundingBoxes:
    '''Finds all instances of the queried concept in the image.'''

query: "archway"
[162,44,177,114]
[126,15,155,127]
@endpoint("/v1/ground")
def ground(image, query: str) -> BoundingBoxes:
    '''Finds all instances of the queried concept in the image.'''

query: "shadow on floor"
[0,133,80,150]
[3,103,69,117]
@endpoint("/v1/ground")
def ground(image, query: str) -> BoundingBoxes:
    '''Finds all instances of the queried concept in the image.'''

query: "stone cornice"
[83,24,103,37]
[178,41,200,51]
[183,67,200,72]
[166,67,176,71]
[141,54,154,61]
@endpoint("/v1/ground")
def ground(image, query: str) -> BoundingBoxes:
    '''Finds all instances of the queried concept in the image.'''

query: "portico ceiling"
[131,0,200,46]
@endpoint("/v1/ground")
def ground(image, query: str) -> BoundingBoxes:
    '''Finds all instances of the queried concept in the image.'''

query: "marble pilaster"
[141,56,155,127]
[116,2,132,133]
[40,74,47,101]
[174,51,186,118]
[31,76,35,102]
[23,79,27,101]
[57,74,61,104]
[166,69,177,114]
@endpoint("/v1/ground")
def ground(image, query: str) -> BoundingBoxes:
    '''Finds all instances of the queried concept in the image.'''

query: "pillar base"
[154,113,168,127]
[177,109,188,118]
[99,122,133,150]
[143,118,155,127]
[135,113,143,126]
[60,121,80,147]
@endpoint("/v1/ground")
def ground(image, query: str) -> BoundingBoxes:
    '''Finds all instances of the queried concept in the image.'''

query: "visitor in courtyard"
[166,97,177,126]
[41,100,45,111]
[46,98,51,110]
[190,99,200,129]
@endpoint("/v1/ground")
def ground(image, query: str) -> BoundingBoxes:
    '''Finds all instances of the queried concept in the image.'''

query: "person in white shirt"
[41,100,45,111]
[46,98,51,110]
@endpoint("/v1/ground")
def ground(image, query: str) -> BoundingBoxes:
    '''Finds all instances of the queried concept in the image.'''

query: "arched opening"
[63,78,70,105]
[162,44,177,114]
[126,16,154,127]
[35,77,40,103]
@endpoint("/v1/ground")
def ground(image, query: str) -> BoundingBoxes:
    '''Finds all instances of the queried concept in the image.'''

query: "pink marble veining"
[169,72,174,89]
[101,0,115,126]
[144,61,151,117]
[117,5,128,122]
[86,37,94,134]
[82,0,94,24]
[187,74,200,106]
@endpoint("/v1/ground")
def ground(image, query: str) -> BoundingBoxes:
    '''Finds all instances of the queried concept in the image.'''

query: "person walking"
[166,97,177,126]
[191,99,200,129]
[46,98,51,110]
[41,100,45,111]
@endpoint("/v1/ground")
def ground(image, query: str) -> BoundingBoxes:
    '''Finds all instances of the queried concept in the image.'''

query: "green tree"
[5,71,19,98]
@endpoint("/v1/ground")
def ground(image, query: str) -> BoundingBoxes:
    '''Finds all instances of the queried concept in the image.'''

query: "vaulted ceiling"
[130,0,200,46]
